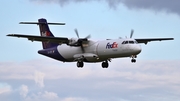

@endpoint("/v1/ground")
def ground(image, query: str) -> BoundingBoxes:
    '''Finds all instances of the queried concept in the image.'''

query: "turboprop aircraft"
[7,18,174,68]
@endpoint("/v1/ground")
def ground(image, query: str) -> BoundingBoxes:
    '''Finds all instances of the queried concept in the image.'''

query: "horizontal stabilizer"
[19,22,65,25]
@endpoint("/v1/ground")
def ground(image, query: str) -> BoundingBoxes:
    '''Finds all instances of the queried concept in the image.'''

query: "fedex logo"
[41,31,51,37]
[106,42,118,49]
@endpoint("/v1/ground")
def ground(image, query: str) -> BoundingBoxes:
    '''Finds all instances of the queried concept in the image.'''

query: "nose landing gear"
[131,58,136,63]
[131,55,137,63]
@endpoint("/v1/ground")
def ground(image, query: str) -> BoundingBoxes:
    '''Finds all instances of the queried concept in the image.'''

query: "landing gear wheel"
[77,61,84,68]
[131,59,136,63]
[102,61,109,68]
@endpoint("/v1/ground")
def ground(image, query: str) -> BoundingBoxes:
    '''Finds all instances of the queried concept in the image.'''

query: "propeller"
[122,29,134,39]
[130,29,134,38]
[85,34,91,39]
[74,28,91,39]
[74,28,91,53]
[74,28,79,38]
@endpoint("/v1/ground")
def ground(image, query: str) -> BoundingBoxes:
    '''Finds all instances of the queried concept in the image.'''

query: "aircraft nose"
[134,45,141,54]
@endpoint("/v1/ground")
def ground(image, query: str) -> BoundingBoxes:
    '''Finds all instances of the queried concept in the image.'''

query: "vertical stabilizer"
[38,18,58,49]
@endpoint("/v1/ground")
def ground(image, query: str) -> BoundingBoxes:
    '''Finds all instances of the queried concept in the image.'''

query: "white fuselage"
[57,38,141,62]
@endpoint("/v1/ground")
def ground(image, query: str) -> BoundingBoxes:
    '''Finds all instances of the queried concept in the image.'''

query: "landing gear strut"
[102,61,109,68]
[77,61,84,68]
[131,55,137,63]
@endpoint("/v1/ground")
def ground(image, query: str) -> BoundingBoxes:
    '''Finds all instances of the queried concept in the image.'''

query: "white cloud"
[0,83,11,94]
[0,62,34,80]
[34,71,45,88]
[0,59,180,101]
[62,97,88,101]
[42,91,58,99]
[20,85,29,98]
[19,89,89,101]
[23,91,60,101]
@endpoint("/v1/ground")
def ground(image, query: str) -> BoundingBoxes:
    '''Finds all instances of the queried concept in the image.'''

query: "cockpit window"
[122,41,129,44]
[134,40,138,44]
[122,40,137,44]
[122,41,125,44]
[122,41,128,44]
[129,41,134,44]
[122,40,138,44]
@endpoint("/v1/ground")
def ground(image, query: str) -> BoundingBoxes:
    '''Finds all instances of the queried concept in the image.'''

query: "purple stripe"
[38,47,68,62]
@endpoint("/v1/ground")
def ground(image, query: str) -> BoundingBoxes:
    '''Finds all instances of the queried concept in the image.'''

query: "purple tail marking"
[38,18,58,49]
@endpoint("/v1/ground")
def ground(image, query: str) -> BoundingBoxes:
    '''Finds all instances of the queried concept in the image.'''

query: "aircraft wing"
[7,34,69,44]
[135,38,174,44]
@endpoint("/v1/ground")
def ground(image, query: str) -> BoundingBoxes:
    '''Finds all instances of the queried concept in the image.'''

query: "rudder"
[38,18,58,49]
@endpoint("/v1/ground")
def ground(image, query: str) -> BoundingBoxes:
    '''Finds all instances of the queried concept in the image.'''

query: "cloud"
[42,91,58,99]
[23,91,88,101]
[0,83,11,94]
[30,0,180,15]
[62,97,88,101]
[0,62,34,80]
[0,59,180,101]
[20,85,29,98]
[24,91,59,101]
[34,71,45,88]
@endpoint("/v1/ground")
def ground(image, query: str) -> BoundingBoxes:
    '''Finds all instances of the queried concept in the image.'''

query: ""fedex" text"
[106,42,118,49]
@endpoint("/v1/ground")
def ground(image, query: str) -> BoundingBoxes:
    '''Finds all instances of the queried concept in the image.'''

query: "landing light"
[82,44,88,47]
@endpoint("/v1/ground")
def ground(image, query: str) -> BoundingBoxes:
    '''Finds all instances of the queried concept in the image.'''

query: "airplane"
[7,18,174,68]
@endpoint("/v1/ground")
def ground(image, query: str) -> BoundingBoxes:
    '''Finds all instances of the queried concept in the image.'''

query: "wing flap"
[135,38,174,44]
[7,34,69,44]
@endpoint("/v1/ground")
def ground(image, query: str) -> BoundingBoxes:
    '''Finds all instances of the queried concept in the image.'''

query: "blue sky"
[1,0,179,61]
[0,0,180,101]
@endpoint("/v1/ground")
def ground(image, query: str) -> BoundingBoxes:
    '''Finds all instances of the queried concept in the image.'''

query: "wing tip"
[7,34,14,36]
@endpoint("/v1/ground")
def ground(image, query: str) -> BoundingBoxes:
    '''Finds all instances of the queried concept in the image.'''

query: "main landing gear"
[77,61,84,68]
[131,55,137,63]
[77,61,109,68]
[102,61,109,68]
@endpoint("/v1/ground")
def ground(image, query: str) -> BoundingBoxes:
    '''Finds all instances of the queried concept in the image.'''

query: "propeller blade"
[74,28,79,38]
[130,29,134,38]
[85,34,91,39]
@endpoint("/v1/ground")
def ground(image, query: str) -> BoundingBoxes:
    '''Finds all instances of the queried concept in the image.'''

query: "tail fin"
[38,18,59,49]
[19,18,65,49]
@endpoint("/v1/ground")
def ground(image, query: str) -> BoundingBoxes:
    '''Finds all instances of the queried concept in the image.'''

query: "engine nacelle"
[68,38,78,46]
[73,53,99,62]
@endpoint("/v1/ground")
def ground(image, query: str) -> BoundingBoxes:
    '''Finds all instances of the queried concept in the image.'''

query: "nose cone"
[134,45,141,54]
